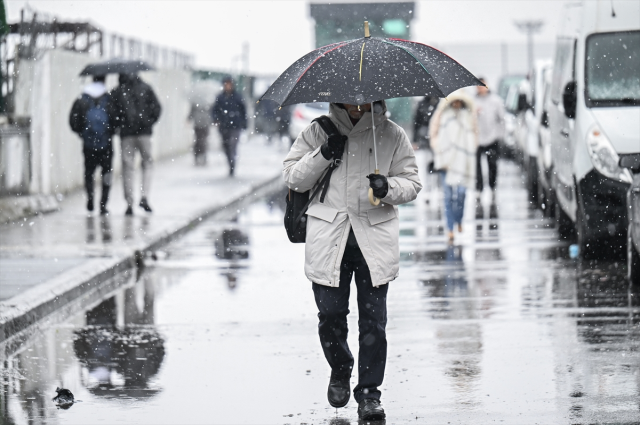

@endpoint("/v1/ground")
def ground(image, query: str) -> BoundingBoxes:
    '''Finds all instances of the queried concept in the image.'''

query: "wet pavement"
[1,157,639,424]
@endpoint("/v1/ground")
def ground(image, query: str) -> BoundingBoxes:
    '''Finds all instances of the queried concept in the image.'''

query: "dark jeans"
[219,128,241,175]
[476,140,499,192]
[312,233,389,403]
[83,148,113,209]
[194,126,209,164]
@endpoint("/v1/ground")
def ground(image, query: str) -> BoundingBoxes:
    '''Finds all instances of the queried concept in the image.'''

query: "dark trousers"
[476,140,499,192]
[83,148,113,209]
[219,128,241,175]
[194,126,210,165]
[312,238,389,403]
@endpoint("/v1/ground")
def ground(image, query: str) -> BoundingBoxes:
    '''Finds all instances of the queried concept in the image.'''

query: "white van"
[549,0,640,259]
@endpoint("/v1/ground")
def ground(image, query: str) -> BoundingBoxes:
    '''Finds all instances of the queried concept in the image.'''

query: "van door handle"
[560,129,570,138]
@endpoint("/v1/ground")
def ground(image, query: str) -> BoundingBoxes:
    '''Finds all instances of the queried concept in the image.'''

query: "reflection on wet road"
[1,160,639,424]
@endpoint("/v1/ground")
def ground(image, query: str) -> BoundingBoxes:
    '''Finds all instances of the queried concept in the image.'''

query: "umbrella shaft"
[371,102,378,170]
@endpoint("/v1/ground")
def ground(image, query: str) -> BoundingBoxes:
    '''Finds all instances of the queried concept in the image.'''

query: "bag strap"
[292,115,344,225]
[313,115,341,139]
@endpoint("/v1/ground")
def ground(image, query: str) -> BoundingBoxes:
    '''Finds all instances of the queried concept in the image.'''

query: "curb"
[0,174,284,344]
[0,194,59,224]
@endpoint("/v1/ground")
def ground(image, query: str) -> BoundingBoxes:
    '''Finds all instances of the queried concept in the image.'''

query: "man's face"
[224,81,234,93]
[342,103,371,120]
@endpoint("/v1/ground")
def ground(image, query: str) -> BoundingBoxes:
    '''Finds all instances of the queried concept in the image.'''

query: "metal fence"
[0,6,194,114]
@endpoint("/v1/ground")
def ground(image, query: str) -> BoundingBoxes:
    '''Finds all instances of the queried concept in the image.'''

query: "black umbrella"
[262,22,484,206]
[260,22,484,107]
[79,58,155,76]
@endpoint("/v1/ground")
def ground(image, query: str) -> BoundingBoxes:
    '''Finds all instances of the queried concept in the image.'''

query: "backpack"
[284,116,344,243]
[81,94,110,150]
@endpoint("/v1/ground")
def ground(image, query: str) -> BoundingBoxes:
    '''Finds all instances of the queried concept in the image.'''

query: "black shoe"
[125,206,133,216]
[139,198,153,213]
[100,206,109,216]
[357,399,385,421]
[87,199,94,212]
[327,371,350,408]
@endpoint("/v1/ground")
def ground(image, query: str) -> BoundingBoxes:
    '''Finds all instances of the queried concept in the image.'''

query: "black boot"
[357,399,385,421]
[327,371,350,408]
[87,197,94,212]
[125,205,134,216]
[100,185,110,215]
[139,197,153,213]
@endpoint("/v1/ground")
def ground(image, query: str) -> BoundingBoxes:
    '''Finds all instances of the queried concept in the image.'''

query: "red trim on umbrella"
[296,42,350,83]
[387,38,465,67]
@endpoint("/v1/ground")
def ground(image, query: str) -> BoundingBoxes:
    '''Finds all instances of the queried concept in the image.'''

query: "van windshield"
[586,31,640,107]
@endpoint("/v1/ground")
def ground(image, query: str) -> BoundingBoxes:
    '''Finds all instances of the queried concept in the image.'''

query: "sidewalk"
[0,137,286,341]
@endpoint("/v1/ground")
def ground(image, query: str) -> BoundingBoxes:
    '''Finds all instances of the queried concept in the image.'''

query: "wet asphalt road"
[1,159,639,424]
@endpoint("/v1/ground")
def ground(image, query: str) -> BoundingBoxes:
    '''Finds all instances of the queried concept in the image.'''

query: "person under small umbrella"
[211,76,247,177]
[430,90,478,242]
[283,101,421,420]
[109,73,161,215]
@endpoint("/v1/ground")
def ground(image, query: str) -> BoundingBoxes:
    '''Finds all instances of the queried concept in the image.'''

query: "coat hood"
[434,90,476,116]
[328,100,388,134]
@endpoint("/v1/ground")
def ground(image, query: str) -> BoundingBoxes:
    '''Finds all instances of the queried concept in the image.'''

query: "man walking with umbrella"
[211,76,247,177]
[263,21,483,419]
[109,73,161,215]
[283,100,421,420]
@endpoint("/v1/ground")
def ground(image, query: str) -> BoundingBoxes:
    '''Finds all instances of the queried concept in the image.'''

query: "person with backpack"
[109,73,162,215]
[211,76,247,177]
[69,74,114,215]
[283,101,421,421]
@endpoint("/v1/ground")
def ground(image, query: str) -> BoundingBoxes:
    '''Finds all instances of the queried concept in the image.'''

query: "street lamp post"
[514,20,544,72]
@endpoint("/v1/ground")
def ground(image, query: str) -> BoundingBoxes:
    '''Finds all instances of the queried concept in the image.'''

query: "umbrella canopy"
[260,35,484,107]
[79,58,155,76]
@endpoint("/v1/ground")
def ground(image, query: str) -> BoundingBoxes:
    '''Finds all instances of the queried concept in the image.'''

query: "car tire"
[630,227,640,285]
[527,158,539,208]
[576,200,596,260]
[555,200,575,242]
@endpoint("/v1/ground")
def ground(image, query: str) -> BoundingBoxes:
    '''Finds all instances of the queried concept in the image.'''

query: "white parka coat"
[283,103,422,288]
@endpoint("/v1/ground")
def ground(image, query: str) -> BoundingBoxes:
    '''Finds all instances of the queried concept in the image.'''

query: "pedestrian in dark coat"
[69,75,114,215]
[109,73,161,215]
[211,76,247,177]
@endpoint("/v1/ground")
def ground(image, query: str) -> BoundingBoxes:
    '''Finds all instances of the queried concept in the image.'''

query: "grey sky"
[6,0,565,75]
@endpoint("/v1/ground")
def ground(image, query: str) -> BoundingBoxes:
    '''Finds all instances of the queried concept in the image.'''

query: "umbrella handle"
[368,169,381,206]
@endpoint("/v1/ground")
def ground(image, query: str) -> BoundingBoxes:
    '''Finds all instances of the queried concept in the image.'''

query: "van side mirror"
[517,94,528,112]
[619,154,640,173]
[562,81,577,119]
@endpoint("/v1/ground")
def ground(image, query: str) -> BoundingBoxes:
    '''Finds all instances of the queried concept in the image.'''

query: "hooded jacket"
[211,90,247,131]
[283,102,422,288]
[109,74,162,138]
[429,91,478,188]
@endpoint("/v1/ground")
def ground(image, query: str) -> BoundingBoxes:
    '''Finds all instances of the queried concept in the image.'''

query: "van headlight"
[586,125,632,184]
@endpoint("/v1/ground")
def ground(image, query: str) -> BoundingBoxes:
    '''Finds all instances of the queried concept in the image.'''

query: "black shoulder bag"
[284,116,343,243]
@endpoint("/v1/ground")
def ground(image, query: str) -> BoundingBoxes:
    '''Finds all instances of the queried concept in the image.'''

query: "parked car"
[548,0,639,259]
[288,102,329,141]
[620,154,640,283]
[536,65,556,218]
[497,74,526,160]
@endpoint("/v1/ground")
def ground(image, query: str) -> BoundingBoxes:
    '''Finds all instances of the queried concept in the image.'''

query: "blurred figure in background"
[430,91,478,242]
[474,78,505,203]
[413,95,440,171]
[188,100,212,166]
[69,74,114,215]
[110,73,162,215]
[211,76,247,177]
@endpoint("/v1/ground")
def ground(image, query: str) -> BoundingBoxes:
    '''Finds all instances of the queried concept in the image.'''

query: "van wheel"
[576,202,596,260]
[629,228,640,285]
[555,200,575,242]
[527,158,539,209]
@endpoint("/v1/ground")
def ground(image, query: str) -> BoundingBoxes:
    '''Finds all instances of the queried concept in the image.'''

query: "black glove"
[366,174,389,199]
[321,135,348,160]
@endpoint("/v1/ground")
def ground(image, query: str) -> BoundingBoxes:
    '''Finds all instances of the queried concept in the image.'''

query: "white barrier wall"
[14,49,192,195]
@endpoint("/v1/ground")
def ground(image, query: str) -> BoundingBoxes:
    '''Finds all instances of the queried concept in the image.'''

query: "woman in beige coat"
[283,101,421,420]
[429,90,478,241]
